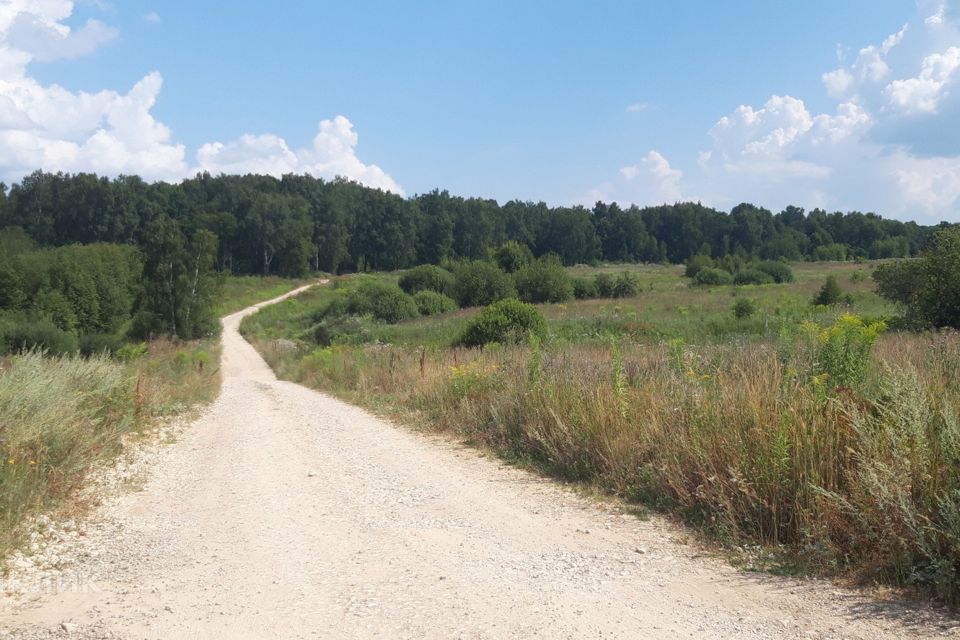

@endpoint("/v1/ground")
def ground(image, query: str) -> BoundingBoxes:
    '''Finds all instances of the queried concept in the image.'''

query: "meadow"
[241,260,960,601]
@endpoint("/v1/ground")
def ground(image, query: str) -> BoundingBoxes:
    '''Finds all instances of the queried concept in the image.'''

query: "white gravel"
[2,284,958,639]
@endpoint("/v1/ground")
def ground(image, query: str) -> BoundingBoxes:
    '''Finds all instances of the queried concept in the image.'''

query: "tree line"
[0,171,943,280]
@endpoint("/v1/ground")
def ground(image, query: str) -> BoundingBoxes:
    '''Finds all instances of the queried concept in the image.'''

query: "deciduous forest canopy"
[0,169,949,351]
[0,170,943,277]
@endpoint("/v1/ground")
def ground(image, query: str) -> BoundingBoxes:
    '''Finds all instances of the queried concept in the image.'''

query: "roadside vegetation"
[0,275,307,560]
[242,229,960,602]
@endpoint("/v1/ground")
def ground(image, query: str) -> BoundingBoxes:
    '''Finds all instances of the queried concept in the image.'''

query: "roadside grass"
[1,275,303,561]
[215,275,318,316]
[241,261,960,602]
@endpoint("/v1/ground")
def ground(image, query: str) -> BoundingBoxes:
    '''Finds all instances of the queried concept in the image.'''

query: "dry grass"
[249,327,960,601]
[0,339,221,559]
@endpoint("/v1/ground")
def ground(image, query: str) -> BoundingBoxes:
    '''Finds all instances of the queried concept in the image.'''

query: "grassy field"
[241,261,960,601]
[214,274,319,316]
[0,276,308,560]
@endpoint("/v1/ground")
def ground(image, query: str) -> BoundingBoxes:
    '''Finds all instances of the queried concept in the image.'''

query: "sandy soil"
[2,284,958,639]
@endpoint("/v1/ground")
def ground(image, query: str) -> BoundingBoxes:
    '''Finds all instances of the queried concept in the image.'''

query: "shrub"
[612,271,641,298]
[874,229,960,329]
[733,268,775,285]
[514,256,574,303]
[398,265,454,296]
[732,298,757,319]
[693,267,733,286]
[756,260,795,283]
[0,313,78,355]
[79,333,123,356]
[812,313,886,389]
[306,315,372,346]
[493,241,534,273]
[684,254,714,279]
[346,281,418,324]
[459,299,546,347]
[451,260,517,308]
[813,275,843,306]
[594,273,616,297]
[413,290,458,316]
[572,277,598,299]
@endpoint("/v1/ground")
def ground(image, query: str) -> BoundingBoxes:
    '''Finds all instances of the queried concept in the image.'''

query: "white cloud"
[0,1,404,193]
[612,150,684,203]
[0,1,117,63]
[820,24,907,98]
[926,4,946,26]
[625,102,648,113]
[885,46,960,113]
[144,12,160,24]
[822,68,854,98]
[894,153,960,210]
[196,116,405,195]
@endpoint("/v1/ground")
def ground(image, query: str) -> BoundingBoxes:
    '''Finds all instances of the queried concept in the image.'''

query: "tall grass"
[0,340,221,558]
[248,328,960,601]
[0,352,136,553]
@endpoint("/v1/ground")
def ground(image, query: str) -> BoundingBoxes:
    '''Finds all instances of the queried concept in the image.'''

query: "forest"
[0,169,946,353]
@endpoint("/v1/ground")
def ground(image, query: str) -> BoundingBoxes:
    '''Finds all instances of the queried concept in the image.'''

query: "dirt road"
[1,286,957,639]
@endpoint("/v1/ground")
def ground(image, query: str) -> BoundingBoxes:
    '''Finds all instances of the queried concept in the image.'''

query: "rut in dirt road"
[1,285,957,639]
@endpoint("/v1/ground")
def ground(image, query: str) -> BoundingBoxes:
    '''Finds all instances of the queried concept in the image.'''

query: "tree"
[451,260,516,308]
[813,275,843,306]
[135,216,219,339]
[493,241,534,273]
[513,255,573,303]
[875,228,960,328]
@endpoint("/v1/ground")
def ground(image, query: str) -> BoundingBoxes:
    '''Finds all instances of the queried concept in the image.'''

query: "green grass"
[0,338,221,558]
[241,262,897,349]
[240,260,960,602]
[215,275,318,316]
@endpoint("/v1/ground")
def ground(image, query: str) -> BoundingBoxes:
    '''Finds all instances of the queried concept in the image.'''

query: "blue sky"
[3,1,960,222]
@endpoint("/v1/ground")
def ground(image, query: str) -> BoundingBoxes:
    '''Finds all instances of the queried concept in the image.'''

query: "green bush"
[874,228,960,329]
[733,298,757,319]
[451,260,517,308]
[813,275,843,306]
[514,256,574,303]
[612,271,641,298]
[346,280,419,324]
[684,254,714,278]
[78,333,123,356]
[733,268,774,285]
[756,260,795,283]
[459,299,546,347]
[594,273,616,297]
[572,277,598,299]
[693,267,733,286]
[413,290,458,316]
[398,265,455,296]
[0,313,78,355]
[493,241,534,273]
[306,315,372,346]
[811,313,885,389]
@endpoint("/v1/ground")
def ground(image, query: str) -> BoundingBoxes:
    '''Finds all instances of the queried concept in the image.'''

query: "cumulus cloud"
[196,116,404,195]
[684,5,960,221]
[885,46,960,113]
[144,12,160,24]
[927,4,947,26]
[0,1,403,193]
[821,24,907,99]
[586,150,685,205]
[617,150,683,202]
